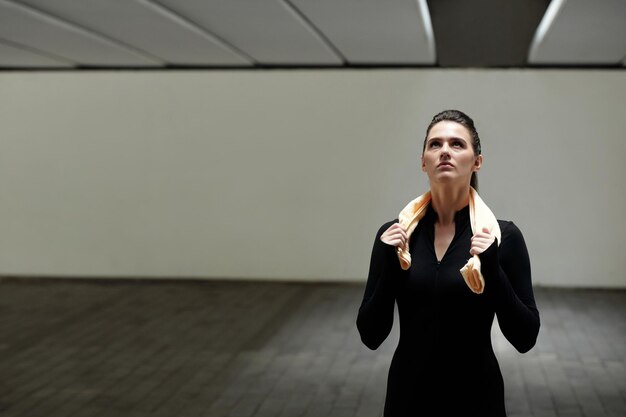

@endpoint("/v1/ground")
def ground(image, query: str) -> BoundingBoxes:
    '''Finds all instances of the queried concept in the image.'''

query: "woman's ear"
[473,154,483,172]
[421,154,426,172]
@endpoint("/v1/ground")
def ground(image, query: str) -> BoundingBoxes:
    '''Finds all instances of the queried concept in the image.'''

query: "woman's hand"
[470,227,496,256]
[380,223,408,248]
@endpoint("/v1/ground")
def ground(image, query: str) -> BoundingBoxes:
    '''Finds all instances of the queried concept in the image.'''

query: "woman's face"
[421,121,482,186]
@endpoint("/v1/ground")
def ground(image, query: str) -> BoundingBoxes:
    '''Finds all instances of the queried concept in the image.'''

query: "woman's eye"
[429,142,440,148]
[452,141,463,147]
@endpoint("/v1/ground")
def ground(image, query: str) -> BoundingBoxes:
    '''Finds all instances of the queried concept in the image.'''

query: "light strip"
[528,0,568,63]
[416,0,436,63]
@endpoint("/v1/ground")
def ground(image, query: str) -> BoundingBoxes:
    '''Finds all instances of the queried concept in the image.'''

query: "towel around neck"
[396,187,501,294]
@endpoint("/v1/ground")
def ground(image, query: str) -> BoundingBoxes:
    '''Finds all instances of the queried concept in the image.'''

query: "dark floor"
[0,279,624,417]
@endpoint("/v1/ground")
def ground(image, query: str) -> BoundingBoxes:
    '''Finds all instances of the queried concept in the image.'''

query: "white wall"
[0,69,624,287]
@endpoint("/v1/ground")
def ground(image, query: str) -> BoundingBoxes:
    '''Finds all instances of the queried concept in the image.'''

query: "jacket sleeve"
[479,221,540,353]
[356,220,401,350]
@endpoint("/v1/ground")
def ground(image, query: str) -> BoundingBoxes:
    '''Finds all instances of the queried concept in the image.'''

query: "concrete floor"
[0,279,624,417]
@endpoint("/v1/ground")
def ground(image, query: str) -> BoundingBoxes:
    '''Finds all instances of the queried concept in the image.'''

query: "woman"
[356,110,540,416]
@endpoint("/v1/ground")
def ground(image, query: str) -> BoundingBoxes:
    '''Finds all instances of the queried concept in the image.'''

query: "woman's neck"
[430,183,470,225]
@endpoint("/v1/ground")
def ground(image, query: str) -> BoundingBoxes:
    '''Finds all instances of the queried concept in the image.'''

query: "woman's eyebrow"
[426,136,467,142]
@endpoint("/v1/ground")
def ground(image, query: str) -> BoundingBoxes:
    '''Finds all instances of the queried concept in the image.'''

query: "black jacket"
[357,205,540,416]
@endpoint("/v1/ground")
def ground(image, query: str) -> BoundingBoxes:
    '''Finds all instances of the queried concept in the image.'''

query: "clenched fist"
[380,223,408,248]
[470,227,496,256]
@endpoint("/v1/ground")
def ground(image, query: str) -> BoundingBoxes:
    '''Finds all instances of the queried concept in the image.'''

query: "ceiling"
[0,0,624,70]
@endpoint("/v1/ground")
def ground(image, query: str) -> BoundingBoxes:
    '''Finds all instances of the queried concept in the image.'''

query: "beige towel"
[396,187,501,294]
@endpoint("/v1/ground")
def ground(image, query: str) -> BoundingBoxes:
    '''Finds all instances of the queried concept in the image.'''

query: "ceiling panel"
[290,0,435,64]
[0,39,73,67]
[153,0,342,65]
[0,0,159,66]
[529,0,626,65]
[0,0,624,69]
[427,0,549,67]
[15,0,251,66]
